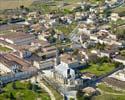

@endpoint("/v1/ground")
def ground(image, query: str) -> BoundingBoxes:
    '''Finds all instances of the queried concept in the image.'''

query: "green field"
[80,63,115,76]
[93,83,125,100]
[0,0,81,10]
[0,81,50,100]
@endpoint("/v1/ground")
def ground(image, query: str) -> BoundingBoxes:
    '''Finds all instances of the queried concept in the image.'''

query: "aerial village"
[0,0,125,100]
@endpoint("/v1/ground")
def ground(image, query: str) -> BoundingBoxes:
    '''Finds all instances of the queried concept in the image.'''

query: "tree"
[76,90,85,100]
[32,84,37,92]
[47,36,56,43]
[10,92,15,100]
[104,9,111,17]
[27,81,32,90]
[96,43,105,50]
[98,56,111,64]
[12,82,16,89]
[72,49,79,56]
[20,5,24,9]
[115,28,125,40]
[76,90,92,100]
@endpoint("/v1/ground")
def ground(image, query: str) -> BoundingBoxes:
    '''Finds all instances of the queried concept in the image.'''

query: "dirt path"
[39,82,56,100]
[30,76,56,100]
[37,78,56,100]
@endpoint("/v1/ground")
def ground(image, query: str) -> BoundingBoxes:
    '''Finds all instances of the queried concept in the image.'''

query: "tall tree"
[12,82,16,89]
[10,92,15,100]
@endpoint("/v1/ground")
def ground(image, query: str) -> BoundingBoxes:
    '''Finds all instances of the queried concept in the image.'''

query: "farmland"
[0,0,33,10]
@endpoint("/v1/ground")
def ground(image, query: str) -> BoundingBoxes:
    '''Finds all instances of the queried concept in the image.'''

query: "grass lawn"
[93,83,125,100]
[0,81,50,100]
[0,45,12,52]
[97,83,125,94]
[80,63,115,76]
[93,94,125,100]
[114,19,125,25]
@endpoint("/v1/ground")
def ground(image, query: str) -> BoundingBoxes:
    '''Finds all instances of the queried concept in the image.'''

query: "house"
[16,48,32,58]
[31,23,43,33]
[90,34,99,41]
[0,24,24,32]
[110,13,120,21]
[108,33,117,40]
[54,33,65,41]
[75,12,86,20]
[27,12,38,19]
[0,39,32,58]
[0,53,37,85]
[99,50,111,58]
[82,87,98,96]
[86,18,94,24]
[33,59,54,70]
[42,45,56,52]
[113,55,125,65]
[81,72,97,80]
[89,31,121,46]
[31,40,50,47]
[60,53,83,69]
[37,45,57,59]
[105,0,122,5]
[110,68,125,81]
[91,49,99,54]
[78,28,91,35]
[0,55,22,73]
[0,32,36,45]
[99,48,119,58]
[97,30,109,37]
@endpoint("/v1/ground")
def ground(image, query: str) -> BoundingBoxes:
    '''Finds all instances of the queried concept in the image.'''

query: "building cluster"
[0,0,125,99]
